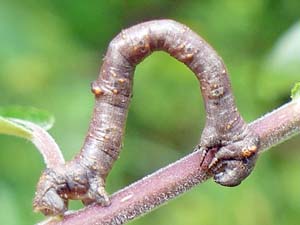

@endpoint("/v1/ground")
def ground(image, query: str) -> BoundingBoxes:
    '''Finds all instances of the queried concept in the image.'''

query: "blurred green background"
[0,0,300,224]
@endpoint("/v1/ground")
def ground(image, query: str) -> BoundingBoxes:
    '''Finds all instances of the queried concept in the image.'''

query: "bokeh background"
[0,0,300,225]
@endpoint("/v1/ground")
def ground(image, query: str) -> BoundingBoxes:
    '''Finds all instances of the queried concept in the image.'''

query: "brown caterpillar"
[33,19,259,216]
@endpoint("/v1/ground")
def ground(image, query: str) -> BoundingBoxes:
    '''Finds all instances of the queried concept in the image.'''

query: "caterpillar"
[33,19,259,216]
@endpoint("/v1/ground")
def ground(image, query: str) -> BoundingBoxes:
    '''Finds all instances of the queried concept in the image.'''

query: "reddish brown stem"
[43,100,300,225]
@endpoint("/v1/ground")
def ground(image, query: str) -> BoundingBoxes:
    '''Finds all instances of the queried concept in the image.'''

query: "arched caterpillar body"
[33,20,259,216]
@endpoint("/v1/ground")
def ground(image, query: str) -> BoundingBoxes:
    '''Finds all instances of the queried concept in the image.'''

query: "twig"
[43,100,300,225]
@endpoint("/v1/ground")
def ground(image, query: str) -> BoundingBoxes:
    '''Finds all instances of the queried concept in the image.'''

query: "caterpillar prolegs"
[33,20,259,216]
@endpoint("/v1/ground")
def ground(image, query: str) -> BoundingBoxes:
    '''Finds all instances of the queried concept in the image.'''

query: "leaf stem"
[13,119,65,167]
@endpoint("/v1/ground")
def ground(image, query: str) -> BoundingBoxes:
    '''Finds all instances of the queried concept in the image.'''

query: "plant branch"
[42,99,300,225]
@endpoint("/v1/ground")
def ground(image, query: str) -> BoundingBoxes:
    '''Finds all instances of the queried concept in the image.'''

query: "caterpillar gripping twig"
[33,19,259,216]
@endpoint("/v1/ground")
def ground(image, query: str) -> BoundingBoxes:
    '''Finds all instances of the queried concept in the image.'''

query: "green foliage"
[0,117,32,139]
[266,21,300,74]
[0,106,54,131]
[1,1,300,225]
[0,106,54,140]
[291,82,300,100]
[259,21,300,104]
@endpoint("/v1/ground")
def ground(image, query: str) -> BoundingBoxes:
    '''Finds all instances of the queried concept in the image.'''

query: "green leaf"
[291,82,300,100]
[0,106,64,166]
[0,116,32,139]
[265,21,300,73]
[0,106,54,130]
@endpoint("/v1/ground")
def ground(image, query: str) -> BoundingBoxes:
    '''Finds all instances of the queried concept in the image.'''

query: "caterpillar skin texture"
[33,19,259,216]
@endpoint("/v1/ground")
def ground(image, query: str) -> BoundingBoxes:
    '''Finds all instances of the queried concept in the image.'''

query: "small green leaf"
[0,106,54,130]
[265,21,300,73]
[291,82,300,100]
[0,116,32,139]
[0,106,64,166]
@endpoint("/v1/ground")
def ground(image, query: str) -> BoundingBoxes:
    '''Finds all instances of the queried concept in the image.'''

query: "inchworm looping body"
[33,19,259,216]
